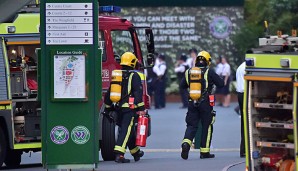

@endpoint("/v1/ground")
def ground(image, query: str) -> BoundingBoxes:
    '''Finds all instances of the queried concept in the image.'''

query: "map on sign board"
[54,55,85,99]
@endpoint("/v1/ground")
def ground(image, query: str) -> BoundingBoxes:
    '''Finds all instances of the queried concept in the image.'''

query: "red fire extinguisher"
[136,114,149,147]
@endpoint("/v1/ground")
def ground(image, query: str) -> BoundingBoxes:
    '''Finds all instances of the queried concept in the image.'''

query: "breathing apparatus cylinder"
[189,67,202,101]
[110,70,122,103]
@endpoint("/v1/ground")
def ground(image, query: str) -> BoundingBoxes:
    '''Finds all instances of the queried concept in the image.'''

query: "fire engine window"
[111,30,134,60]
[99,31,107,62]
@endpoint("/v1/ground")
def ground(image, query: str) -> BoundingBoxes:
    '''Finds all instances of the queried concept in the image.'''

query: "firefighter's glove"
[211,110,216,125]
[137,110,146,116]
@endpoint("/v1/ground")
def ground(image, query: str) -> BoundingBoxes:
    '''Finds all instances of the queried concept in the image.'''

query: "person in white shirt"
[236,61,245,158]
[215,57,223,75]
[174,54,189,108]
[186,48,197,68]
[153,54,167,109]
[215,57,231,107]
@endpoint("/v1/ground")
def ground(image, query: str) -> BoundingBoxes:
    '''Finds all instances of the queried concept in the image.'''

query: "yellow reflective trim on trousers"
[211,115,216,125]
[127,73,134,95]
[182,139,192,146]
[137,102,144,107]
[206,124,212,149]
[14,143,41,149]
[114,145,126,153]
[200,147,210,153]
[204,68,209,89]
[130,146,140,154]
[122,117,135,149]
[185,69,190,85]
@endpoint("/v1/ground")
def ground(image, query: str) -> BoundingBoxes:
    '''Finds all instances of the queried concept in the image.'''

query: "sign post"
[40,0,100,169]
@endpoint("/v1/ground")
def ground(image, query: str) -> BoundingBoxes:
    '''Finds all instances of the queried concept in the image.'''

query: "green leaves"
[233,0,298,65]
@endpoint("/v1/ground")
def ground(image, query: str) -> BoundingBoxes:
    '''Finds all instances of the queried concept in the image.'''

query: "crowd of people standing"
[147,49,234,110]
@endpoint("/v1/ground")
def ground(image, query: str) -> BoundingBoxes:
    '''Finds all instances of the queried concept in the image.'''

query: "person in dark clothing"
[146,52,158,98]
[175,53,189,108]
[180,51,224,160]
[104,52,146,163]
[146,67,156,97]
[153,53,167,109]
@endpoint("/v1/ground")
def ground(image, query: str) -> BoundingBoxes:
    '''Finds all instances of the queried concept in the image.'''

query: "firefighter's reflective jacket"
[104,70,145,112]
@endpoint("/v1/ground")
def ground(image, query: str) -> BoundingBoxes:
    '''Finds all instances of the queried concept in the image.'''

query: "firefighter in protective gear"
[180,50,224,160]
[104,52,146,163]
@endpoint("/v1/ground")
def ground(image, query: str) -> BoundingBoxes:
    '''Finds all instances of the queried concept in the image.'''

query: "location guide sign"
[41,0,99,169]
[45,3,93,45]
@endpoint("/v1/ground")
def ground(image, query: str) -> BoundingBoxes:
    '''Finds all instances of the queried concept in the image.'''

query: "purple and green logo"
[209,16,233,39]
[50,126,69,145]
[71,126,90,144]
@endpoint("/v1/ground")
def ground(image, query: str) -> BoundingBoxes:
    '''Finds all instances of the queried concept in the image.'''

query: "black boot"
[240,153,246,158]
[132,150,144,162]
[115,154,130,163]
[181,142,190,160]
[200,152,215,159]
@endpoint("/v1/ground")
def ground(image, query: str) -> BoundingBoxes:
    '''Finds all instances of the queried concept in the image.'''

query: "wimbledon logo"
[71,126,90,145]
[209,16,233,39]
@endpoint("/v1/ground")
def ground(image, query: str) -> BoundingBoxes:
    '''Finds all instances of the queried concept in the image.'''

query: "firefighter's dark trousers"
[114,110,140,155]
[238,92,245,155]
[182,100,214,153]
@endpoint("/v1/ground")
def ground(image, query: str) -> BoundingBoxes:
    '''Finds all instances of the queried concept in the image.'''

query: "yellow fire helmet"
[120,52,138,68]
[196,50,212,66]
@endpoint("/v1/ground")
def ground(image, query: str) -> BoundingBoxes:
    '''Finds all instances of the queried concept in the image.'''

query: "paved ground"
[1,102,247,171]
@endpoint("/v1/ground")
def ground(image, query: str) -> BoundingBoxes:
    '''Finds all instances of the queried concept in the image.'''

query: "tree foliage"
[232,0,298,65]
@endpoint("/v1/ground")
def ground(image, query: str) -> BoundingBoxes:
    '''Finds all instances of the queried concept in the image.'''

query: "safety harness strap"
[115,71,134,108]
[185,69,190,85]
[204,68,209,89]
[127,72,134,95]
